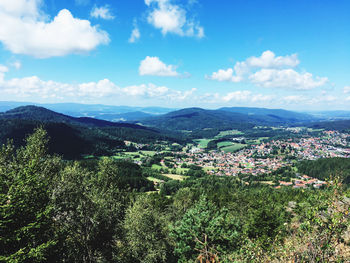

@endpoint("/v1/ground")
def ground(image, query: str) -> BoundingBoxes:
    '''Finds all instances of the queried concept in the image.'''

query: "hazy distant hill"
[220,107,316,123]
[0,105,149,129]
[141,107,317,132]
[308,119,350,132]
[0,106,180,159]
[93,111,155,122]
[307,110,350,120]
[140,108,256,131]
[0,101,175,121]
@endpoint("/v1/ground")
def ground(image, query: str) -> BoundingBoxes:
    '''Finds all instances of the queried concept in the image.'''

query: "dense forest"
[298,158,350,184]
[1,128,349,262]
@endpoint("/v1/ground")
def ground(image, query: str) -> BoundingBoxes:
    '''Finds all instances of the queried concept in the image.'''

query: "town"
[123,128,350,189]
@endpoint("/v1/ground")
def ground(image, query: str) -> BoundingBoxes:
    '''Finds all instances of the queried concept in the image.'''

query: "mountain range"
[0,104,349,159]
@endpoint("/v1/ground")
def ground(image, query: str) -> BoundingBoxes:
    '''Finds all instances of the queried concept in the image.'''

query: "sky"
[0,0,349,111]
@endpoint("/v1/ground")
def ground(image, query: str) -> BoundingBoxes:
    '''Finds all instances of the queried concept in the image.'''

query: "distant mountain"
[219,107,316,123]
[93,111,155,122]
[0,106,181,159]
[141,107,318,132]
[306,110,350,120]
[0,105,149,129]
[140,108,255,131]
[307,119,350,132]
[0,101,175,121]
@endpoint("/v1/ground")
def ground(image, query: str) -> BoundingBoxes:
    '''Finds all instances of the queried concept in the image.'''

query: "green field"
[217,141,234,148]
[147,177,163,183]
[151,164,163,171]
[163,174,187,181]
[215,129,244,138]
[194,138,212,148]
[221,143,246,153]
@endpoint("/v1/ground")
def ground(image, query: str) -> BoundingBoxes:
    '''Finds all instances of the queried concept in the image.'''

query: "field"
[215,129,244,138]
[217,141,234,148]
[163,174,187,181]
[194,138,212,148]
[221,143,246,153]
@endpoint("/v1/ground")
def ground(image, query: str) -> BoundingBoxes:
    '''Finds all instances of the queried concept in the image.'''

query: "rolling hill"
[0,106,180,159]
[140,107,318,132]
[0,105,149,129]
[307,119,350,132]
[0,101,175,121]
[219,107,316,123]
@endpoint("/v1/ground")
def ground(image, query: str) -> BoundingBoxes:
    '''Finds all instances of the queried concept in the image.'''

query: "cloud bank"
[0,0,110,58]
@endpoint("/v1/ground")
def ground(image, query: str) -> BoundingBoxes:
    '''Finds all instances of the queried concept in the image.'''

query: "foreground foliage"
[0,128,349,262]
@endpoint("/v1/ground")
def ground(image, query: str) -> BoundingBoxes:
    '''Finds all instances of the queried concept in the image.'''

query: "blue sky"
[0,0,349,110]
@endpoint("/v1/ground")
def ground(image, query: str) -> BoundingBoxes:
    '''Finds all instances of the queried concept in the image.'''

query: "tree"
[123,195,174,263]
[0,128,61,262]
[52,159,128,263]
[170,196,242,262]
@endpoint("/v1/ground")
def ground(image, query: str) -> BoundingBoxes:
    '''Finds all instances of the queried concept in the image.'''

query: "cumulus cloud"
[249,69,328,90]
[344,86,350,94]
[207,50,327,90]
[246,50,299,68]
[90,5,115,20]
[145,0,204,38]
[0,0,110,58]
[221,90,274,103]
[0,64,9,73]
[139,56,179,77]
[129,20,141,43]
[282,95,307,104]
[11,61,22,69]
[205,68,242,82]
[0,69,195,102]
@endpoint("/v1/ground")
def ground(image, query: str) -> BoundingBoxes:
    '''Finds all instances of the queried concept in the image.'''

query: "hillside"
[220,107,316,123]
[307,119,350,132]
[140,107,255,132]
[0,105,149,129]
[0,101,175,120]
[0,106,182,159]
[140,107,317,133]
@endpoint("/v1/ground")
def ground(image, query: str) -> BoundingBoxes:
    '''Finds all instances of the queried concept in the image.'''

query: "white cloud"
[0,64,9,73]
[207,51,326,90]
[206,68,242,82]
[346,96,350,101]
[249,69,328,90]
[221,90,274,103]
[282,95,306,104]
[129,20,140,43]
[0,0,110,58]
[145,0,204,38]
[90,5,115,20]
[0,69,195,102]
[11,61,22,69]
[207,50,300,83]
[344,86,350,94]
[222,90,251,102]
[246,50,299,68]
[139,56,179,77]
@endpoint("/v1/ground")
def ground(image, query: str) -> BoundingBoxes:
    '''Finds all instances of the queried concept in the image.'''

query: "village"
[164,129,350,189]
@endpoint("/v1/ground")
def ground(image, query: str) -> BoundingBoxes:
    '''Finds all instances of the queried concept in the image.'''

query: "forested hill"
[0,106,181,159]
[140,107,255,131]
[140,107,317,132]
[307,119,350,132]
[0,105,149,129]
[219,107,316,123]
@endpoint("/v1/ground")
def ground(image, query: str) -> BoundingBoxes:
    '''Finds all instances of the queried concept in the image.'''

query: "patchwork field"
[194,138,212,148]
[221,143,246,153]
